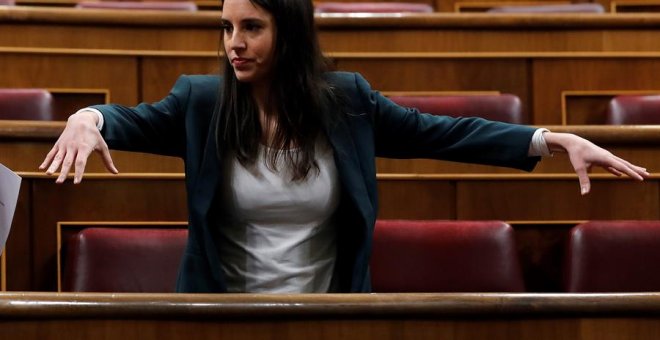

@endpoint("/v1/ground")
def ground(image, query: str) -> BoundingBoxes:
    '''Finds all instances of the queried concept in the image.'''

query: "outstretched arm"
[543,131,649,195]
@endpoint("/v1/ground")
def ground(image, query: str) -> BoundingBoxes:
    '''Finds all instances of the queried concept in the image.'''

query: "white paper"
[0,163,21,256]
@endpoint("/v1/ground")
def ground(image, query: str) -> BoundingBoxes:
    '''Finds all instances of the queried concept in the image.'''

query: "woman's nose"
[229,33,247,50]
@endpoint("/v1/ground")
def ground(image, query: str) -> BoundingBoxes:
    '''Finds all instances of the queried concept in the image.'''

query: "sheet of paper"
[0,163,21,256]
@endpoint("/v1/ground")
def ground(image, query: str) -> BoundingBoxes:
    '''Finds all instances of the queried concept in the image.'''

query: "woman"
[41,0,648,293]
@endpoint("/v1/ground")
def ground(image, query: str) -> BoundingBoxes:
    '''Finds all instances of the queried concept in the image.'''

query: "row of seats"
[60,220,660,293]
[0,0,607,12]
[314,2,605,13]
[2,89,659,124]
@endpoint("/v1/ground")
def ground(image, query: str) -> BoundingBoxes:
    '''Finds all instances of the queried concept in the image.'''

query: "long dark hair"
[216,0,340,181]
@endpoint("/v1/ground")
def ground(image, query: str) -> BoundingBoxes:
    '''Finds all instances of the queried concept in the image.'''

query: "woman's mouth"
[232,58,251,67]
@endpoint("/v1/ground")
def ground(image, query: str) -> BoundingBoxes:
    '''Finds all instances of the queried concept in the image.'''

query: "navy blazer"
[95,72,540,293]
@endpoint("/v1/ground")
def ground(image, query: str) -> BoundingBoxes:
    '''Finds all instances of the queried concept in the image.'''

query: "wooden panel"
[141,57,220,102]
[612,0,660,12]
[30,177,188,291]
[533,59,660,125]
[0,141,184,174]
[0,54,138,106]
[562,90,660,125]
[2,293,660,339]
[4,181,32,291]
[49,89,109,121]
[456,179,660,220]
[335,58,531,123]
[377,180,456,219]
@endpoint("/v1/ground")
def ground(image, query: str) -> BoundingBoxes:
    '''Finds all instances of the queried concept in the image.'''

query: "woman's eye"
[221,24,233,33]
[245,24,261,32]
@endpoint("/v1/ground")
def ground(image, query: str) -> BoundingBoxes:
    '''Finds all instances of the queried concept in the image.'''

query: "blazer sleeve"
[351,73,540,172]
[92,75,192,158]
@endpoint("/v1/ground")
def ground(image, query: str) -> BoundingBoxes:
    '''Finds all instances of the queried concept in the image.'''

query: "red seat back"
[389,94,524,124]
[0,89,53,121]
[62,228,188,292]
[565,221,660,292]
[76,1,198,11]
[371,220,525,292]
[606,95,660,125]
[315,2,433,13]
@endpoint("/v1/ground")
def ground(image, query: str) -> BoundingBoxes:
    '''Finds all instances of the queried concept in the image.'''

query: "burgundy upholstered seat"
[62,228,188,292]
[371,220,525,292]
[487,3,605,13]
[0,89,53,121]
[565,221,660,292]
[76,1,198,11]
[605,95,660,125]
[315,2,433,13]
[388,94,523,124]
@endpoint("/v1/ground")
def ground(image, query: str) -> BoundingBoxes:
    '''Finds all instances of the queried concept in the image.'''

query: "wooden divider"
[3,9,660,124]
[4,172,657,291]
[2,292,660,339]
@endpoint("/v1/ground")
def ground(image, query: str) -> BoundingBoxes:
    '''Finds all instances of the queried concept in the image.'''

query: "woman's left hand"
[543,132,650,195]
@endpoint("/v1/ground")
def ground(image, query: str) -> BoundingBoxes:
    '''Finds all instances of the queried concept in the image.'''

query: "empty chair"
[76,1,198,11]
[0,89,53,121]
[371,220,525,292]
[606,95,660,125]
[389,94,523,124]
[315,2,433,13]
[62,228,188,292]
[488,3,605,13]
[565,221,660,292]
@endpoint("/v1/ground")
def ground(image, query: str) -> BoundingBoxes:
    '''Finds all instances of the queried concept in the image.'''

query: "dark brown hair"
[216,0,341,180]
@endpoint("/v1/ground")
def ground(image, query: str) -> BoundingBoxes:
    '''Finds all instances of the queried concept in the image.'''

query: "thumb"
[98,143,119,174]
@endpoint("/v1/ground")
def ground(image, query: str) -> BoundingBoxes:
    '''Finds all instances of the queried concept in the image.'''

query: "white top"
[216,140,340,293]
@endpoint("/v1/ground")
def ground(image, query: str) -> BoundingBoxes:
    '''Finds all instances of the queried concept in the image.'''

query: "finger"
[612,156,650,177]
[40,145,59,170]
[56,146,76,183]
[98,143,119,174]
[575,167,591,195]
[46,151,65,175]
[607,167,623,177]
[608,159,644,181]
[73,146,93,184]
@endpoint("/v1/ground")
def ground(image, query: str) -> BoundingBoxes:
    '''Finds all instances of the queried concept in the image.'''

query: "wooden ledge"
[3,121,660,144]
[2,292,660,319]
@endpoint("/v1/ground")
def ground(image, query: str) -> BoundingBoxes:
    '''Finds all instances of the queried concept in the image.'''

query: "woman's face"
[221,0,276,87]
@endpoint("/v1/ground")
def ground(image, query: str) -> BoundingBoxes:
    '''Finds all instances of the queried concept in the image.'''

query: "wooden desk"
[1,292,660,339]
[2,9,660,123]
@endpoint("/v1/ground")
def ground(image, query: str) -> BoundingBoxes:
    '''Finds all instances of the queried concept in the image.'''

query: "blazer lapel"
[326,119,374,229]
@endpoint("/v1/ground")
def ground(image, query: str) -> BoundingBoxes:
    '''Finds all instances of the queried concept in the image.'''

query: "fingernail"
[581,187,588,195]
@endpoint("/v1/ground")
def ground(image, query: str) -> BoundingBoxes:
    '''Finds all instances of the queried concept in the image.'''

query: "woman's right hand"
[39,110,118,184]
